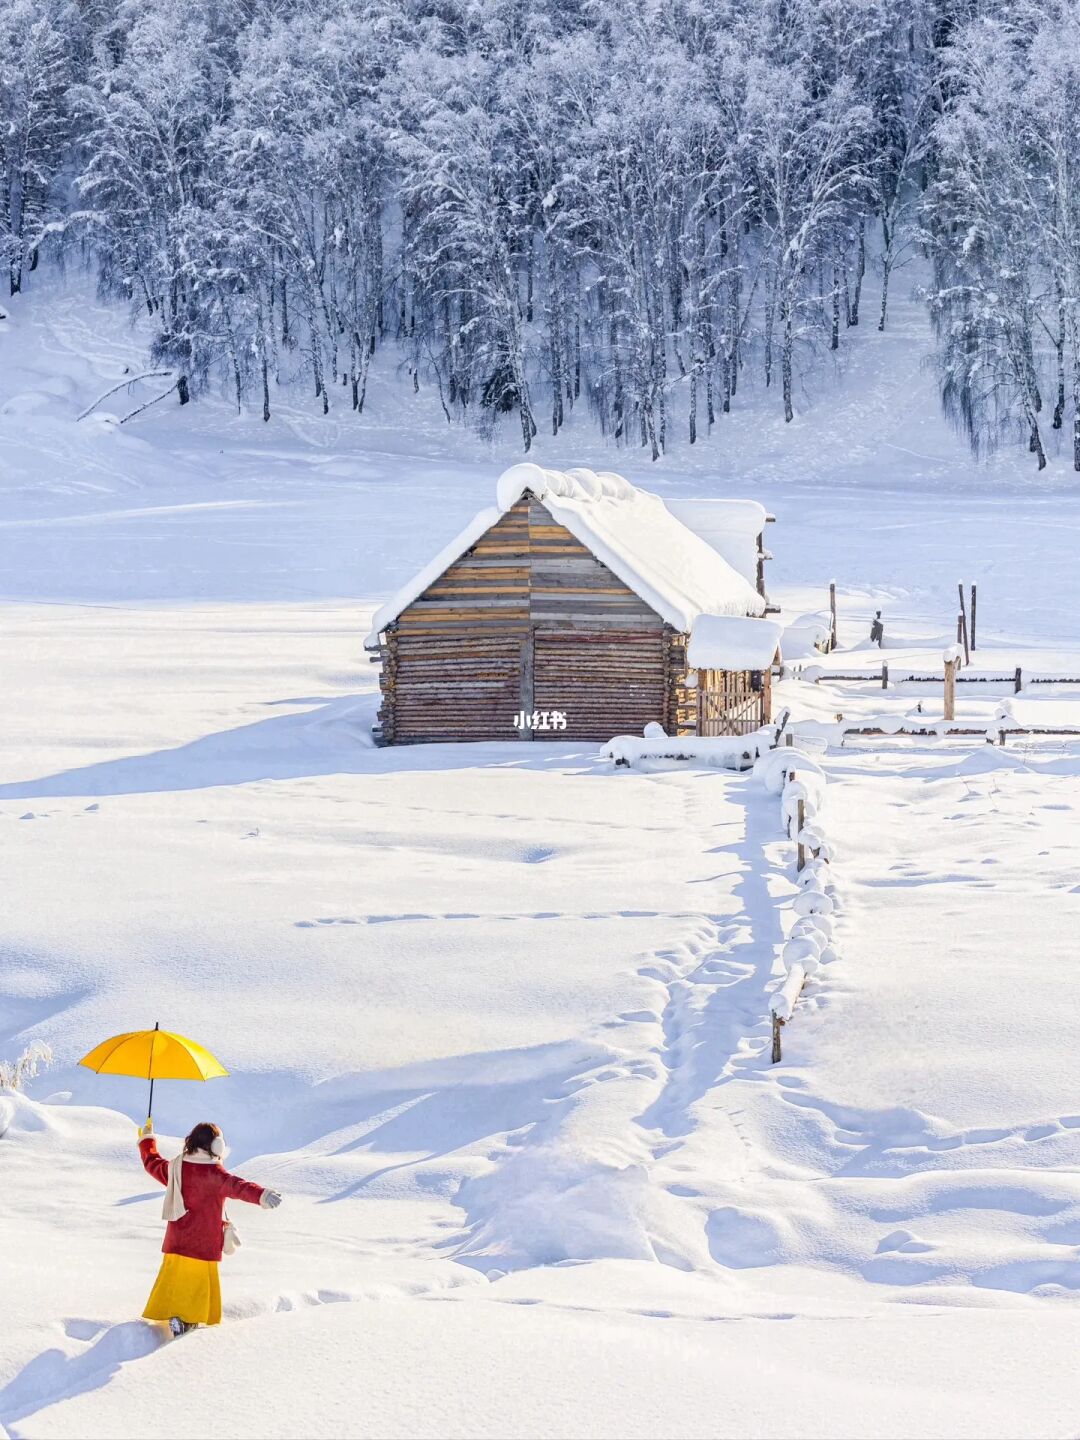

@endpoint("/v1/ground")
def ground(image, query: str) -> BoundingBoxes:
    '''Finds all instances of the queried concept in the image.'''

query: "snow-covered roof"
[365,465,764,645]
[686,615,783,672]
[664,499,770,587]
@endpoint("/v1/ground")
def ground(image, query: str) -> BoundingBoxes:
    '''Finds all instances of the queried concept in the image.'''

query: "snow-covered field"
[5,279,1080,1439]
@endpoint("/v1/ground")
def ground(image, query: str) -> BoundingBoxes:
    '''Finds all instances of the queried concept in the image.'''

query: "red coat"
[139,1138,266,1262]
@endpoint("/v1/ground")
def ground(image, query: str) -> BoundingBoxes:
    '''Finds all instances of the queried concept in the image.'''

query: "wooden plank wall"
[527,498,664,631]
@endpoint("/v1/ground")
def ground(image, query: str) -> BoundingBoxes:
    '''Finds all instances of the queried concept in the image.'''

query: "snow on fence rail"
[840,698,1080,746]
[754,742,841,1063]
[602,720,783,771]
[801,664,1080,689]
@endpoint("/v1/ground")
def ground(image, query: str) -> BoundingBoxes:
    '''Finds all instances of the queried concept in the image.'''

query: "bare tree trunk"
[1024,324,1042,414]
[1030,417,1047,469]
[221,300,243,414]
[848,220,865,326]
[280,269,292,350]
[573,270,581,401]
[313,342,327,414]
[831,266,840,350]
[1053,292,1066,429]
[611,313,624,441]
[781,292,794,423]
[878,257,893,332]
[644,400,659,461]
[357,324,374,413]
[728,268,740,397]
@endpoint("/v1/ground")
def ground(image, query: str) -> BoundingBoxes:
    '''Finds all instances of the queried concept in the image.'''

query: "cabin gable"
[374,474,775,746]
[379,493,673,743]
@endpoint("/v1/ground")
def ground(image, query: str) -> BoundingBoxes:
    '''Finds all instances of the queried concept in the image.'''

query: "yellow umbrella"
[80,1021,228,1120]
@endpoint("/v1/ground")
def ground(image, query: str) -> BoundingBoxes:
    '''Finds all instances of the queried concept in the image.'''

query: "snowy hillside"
[4,268,1080,1440]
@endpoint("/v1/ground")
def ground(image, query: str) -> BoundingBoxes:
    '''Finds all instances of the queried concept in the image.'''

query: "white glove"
[261,1189,282,1210]
[137,1117,154,1140]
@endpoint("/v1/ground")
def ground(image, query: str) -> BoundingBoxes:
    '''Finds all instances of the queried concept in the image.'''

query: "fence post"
[944,656,956,722]
[796,797,806,872]
[1014,667,1022,694]
[771,1013,783,1064]
[970,584,977,650]
[958,583,970,665]
[829,581,837,652]
[881,663,889,690]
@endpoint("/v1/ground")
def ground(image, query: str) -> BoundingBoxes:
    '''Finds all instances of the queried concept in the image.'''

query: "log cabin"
[365,464,780,745]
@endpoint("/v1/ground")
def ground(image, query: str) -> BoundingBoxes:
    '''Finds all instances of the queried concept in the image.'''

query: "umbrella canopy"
[80,1025,228,1119]
[80,1028,229,1082]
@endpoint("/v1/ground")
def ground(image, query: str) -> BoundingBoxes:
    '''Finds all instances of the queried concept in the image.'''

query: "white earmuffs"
[210,1133,226,1157]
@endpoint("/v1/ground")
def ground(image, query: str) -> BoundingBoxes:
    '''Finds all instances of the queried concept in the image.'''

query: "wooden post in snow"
[796,797,806,872]
[970,584,977,650]
[881,663,889,690]
[829,582,837,652]
[771,1013,783,1064]
[958,583,970,665]
[1014,667,1022,694]
[944,655,957,722]
[956,614,963,646]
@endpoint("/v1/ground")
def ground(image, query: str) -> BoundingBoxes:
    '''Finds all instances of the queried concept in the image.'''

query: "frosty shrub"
[0,1041,54,1092]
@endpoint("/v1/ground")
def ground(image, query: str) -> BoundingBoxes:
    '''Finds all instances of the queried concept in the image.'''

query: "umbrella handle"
[147,1020,159,1124]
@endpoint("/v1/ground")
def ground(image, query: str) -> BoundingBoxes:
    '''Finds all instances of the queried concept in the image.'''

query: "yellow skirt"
[143,1254,222,1326]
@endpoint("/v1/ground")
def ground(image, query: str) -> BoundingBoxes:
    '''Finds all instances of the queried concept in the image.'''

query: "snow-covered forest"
[3,0,1079,466]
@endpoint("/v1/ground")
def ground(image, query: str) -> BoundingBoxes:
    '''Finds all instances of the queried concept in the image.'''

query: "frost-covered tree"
[928,17,1049,467]
[1023,5,1080,468]
[747,60,872,420]
[16,0,1075,463]
[74,0,233,392]
[0,0,73,295]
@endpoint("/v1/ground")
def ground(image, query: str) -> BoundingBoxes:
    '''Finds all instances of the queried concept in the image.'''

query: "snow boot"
[169,1317,197,1338]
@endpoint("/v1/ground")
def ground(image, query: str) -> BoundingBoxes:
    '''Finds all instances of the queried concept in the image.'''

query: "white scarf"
[162,1150,219,1222]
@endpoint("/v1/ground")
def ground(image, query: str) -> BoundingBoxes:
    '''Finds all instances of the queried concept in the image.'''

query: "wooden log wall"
[667,631,696,736]
[533,630,666,739]
[378,501,531,744]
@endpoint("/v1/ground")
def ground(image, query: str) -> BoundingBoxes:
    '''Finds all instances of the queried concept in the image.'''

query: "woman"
[137,1119,282,1336]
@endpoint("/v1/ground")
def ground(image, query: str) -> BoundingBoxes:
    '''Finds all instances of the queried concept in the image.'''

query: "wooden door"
[697,669,764,735]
